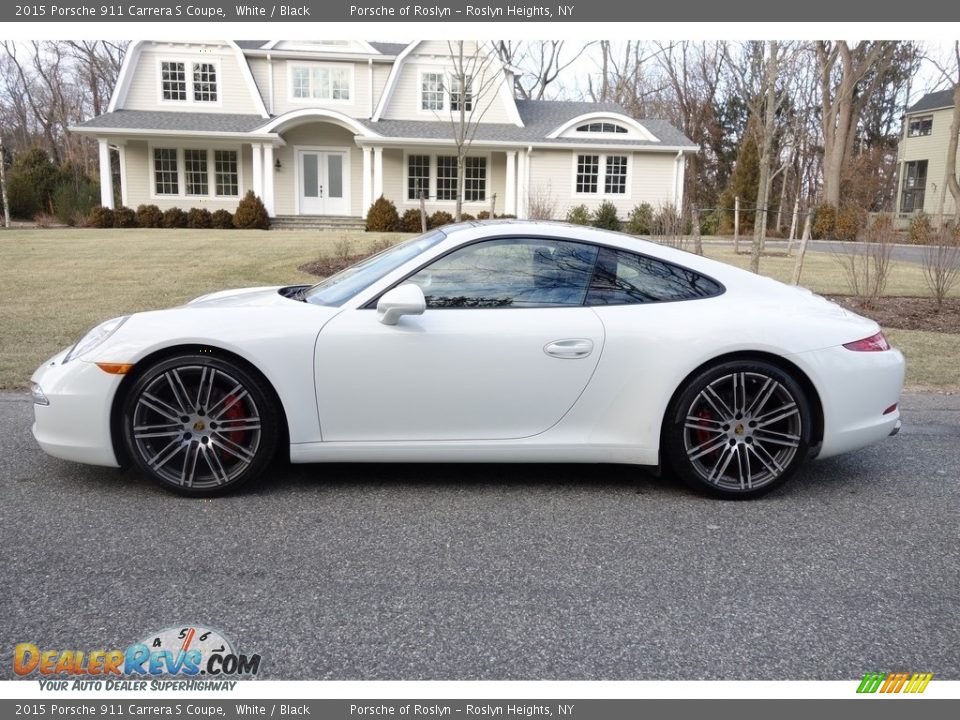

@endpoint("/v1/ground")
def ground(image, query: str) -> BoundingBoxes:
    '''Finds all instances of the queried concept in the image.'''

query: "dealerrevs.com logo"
[857,672,933,694]
[14,625,261,690]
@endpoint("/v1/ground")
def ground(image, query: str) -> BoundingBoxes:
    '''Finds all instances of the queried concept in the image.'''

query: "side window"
[406,238,599,309]
[586,247,723,305]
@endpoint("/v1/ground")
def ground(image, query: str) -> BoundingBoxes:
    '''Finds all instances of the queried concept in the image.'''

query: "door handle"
[544,339,594,359]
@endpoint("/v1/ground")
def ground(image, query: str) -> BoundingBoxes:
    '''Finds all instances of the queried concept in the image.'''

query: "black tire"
[663,359,812,499]
[121,353,279,496]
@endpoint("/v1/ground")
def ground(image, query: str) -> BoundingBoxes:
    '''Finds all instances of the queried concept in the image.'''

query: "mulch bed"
[827,296,960,334]
[298,254,371,278]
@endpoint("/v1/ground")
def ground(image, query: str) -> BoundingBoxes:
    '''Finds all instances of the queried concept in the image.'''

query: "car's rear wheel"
[121,353,278,496]
[664,359,812,499]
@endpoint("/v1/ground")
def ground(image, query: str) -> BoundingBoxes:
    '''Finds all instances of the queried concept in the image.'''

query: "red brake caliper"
[695,409,717,458]
[221,394,247,460]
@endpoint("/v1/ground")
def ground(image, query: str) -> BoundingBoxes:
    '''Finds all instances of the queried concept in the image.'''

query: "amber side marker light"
[96,363,134,375]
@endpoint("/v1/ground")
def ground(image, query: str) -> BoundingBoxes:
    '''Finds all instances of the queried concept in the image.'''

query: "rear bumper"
[30,350,121,467]
[795,345,905,459]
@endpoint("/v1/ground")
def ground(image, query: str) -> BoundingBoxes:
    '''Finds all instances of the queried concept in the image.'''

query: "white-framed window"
[450,75,473,112]
[576,122,628,134]
[436,156,459,201]
[421,72,445,111]
[575,153,629,196]
[420,70,474,114]
[404,152,488,203]
[407,154,431,200]
[160,59,219,104]
[154,148,179,195]
[290,63,352,101]
[184,149,209,195]
[464,156,486,201]
[160,62,187,101]
[151,146,241,199]
[214,151,239,197]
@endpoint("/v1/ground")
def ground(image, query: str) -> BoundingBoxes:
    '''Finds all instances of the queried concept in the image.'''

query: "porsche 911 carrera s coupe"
[30,220,904,498]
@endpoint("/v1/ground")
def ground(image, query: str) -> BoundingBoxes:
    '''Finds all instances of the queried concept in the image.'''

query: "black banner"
[3,0,958,23]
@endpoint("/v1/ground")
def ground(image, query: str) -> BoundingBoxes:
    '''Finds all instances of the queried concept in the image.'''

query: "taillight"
[843,332,890,352]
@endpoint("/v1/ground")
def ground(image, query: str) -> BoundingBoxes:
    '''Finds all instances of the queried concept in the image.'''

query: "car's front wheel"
[121,353,278,496]
[664,359,812,499]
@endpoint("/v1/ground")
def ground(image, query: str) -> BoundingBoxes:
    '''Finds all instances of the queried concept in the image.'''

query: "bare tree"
[495,41,594,100]
[834,215,895,307]
[922,227,960,308]
[816,41,898,209]
[440,41,510,221]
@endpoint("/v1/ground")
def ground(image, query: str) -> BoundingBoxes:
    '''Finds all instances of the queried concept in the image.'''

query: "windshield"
[303,230,447,307]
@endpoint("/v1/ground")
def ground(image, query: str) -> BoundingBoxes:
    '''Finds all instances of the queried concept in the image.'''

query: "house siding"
[897,106,959,218]
[122,43,261,115]
[247,57,383,119]
[122,139,254,211]
[381,42,514,124]
[528,150,677,218]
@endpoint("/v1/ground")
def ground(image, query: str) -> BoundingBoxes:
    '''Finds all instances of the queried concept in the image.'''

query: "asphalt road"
[1,390,958,681]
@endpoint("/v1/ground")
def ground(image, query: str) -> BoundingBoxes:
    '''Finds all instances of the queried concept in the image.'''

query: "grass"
[0,227,956,391]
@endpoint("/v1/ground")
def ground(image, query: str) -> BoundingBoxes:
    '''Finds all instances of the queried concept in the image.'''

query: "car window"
[585,247,723,305]
[406,238,599,308]
[304,230,447,307]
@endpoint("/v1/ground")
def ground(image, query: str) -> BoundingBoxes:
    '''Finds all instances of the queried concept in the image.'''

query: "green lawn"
[0,227,955,391]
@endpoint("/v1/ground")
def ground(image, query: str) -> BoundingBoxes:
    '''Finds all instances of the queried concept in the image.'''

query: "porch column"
[516,149,528,219]
[98,139,114,209]
[251,143,263,199]
[116,142,129,208]
[362,146,373,213]
[262,144,275,217]
[373,146,384,201]
[505,150,517,216]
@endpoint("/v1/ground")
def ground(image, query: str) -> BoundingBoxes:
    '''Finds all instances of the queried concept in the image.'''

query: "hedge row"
[86,191,269,230]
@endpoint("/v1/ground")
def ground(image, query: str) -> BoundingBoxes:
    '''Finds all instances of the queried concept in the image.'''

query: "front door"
[298,149,348,215]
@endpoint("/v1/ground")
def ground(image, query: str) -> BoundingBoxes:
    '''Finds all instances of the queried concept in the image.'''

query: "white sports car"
[30,220,904,499]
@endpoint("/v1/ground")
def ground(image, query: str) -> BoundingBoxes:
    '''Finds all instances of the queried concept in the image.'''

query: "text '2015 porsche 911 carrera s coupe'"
[31,220,904,498]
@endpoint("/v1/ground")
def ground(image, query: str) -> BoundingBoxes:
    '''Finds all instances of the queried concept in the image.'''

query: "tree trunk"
[944,82,960,226]
[751,42,779,274]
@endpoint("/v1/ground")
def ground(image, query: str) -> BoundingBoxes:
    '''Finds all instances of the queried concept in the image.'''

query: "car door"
[314,237,605,442]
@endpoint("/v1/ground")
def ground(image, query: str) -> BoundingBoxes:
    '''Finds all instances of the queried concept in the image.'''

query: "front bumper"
[30,349,123,467]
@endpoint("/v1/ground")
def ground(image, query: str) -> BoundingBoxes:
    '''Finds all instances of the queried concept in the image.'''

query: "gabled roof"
[907,89,955,114]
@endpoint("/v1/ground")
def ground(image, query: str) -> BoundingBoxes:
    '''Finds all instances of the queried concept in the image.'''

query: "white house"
[72,40,696,222]
[895,88,960,224]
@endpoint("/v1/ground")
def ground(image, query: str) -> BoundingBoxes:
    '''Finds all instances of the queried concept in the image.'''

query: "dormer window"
[577,122,628,134]
[160,60,218,103]
[290,63,352,102]
[420,71,474,113]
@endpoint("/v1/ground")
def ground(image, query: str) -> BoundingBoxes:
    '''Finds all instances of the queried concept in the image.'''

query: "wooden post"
[0,136,10,228]
[734,196,740,253]
[489,192,496,219]
[791,210,813,285]
[419,191,427,233]
[692,206,702,255]
[788,194,800,253]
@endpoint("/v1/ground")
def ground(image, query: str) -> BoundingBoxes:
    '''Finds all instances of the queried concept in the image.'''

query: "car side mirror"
[377,284,426,325]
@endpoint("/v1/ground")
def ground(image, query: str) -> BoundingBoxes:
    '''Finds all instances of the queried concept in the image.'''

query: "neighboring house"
[72,40,696,222]
[895,88,959,223]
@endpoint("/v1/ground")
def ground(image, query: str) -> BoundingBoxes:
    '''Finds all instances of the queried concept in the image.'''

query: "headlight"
[63,316,129,363]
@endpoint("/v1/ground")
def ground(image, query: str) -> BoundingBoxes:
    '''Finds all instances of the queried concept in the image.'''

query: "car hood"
[186,285,302,308]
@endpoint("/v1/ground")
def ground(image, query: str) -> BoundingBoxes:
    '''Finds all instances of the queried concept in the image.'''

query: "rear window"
[585,247,723,305]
